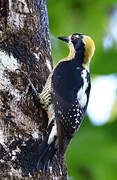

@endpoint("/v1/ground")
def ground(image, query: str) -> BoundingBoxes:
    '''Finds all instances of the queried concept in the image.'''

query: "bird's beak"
[58,36,69,43]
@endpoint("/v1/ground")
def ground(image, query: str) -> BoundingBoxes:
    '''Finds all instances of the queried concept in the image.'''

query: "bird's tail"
[36,131,57,172]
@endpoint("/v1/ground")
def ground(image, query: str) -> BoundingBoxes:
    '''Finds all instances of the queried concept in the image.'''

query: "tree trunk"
[0,0,65,179]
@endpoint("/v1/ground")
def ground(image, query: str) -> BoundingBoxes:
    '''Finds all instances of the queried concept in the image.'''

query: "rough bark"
[0,0,65,179]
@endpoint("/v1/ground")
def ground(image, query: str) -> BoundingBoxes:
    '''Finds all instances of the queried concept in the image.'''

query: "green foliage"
[67,117,117,180]
[48,0,117,179]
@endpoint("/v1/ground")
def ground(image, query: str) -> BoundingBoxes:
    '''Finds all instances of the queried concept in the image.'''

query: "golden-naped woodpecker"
[18,33,95,172]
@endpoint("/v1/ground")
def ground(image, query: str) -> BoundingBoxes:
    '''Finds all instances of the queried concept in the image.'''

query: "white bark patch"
[0,128,8,150]
[46,58,52,72]
[8,0,31,29]
[0,72,21,102]
[8,12,25,29]
[0,51,20,72]
[0,51,21,101]
[18,0,30,13]
[9,0,30,14]
[32,130,39,140]
[0,129,5,145]
[33,53,39,60]
[0,71,10,90]
[48,123,57,144]
[9,167,22,178]
[77,69,88,108]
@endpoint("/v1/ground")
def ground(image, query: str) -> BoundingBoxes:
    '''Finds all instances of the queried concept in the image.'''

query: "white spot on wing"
[58,110,62,114]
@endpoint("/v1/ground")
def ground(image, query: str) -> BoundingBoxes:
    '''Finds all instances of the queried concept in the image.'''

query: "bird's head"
[58,33,95,69]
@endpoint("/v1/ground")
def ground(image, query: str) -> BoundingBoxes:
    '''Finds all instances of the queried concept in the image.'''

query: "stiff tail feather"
[36,133,57,172]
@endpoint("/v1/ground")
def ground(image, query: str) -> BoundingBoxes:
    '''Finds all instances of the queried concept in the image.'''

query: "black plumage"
[52,59,91,137]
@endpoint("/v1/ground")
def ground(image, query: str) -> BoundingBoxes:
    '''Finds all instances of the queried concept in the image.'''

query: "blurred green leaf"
[66,117,117,180]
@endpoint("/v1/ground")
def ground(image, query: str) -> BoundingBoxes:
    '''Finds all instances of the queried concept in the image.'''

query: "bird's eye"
[71,35,76,41]
[72,37,82,50]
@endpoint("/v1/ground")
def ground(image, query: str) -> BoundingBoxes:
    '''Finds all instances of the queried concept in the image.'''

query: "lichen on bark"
[0,0,65,179]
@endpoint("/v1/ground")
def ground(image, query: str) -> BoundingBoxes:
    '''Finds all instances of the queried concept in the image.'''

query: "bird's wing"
[51,61,88,154]
[52,61,83,102]
[52,61,85,135]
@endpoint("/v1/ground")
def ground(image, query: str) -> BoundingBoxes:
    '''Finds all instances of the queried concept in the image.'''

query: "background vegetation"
[47,0,117,179]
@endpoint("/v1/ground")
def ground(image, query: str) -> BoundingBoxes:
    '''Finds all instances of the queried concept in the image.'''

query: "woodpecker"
[18,33,95,173]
